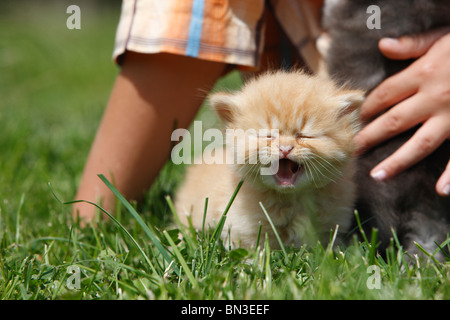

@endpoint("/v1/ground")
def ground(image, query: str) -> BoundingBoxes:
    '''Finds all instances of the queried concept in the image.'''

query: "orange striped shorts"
[113,0,323,72]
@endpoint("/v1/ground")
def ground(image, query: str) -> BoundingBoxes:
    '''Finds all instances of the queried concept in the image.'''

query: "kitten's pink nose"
[279,145,294,158]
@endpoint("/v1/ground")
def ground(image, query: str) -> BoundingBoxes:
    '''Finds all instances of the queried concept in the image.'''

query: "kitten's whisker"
[240,154,262,186]
[311,158,337,181]
[318,154,344,173]
[302,158,320,188]
[248,164,262,185]
[312,155,344,182]
[308,160,327,186]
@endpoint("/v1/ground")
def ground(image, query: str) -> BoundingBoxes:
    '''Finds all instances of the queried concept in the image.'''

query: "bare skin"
[73,52,227,222]
[354,27,450,197]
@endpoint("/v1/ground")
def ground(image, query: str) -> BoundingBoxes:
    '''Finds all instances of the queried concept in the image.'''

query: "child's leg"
[74,52,227,221]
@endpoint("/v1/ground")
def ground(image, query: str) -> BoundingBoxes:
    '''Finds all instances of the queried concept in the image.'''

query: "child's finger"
[360,66,418,121]
[355,93,428,153]
[369,116,449,181]
[378,26,450,60]
[436,160,450,197]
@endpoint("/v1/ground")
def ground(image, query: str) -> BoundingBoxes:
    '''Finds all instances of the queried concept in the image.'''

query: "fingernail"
[443,184,450,196]
[380,37,399,47]
[371,169,387,181]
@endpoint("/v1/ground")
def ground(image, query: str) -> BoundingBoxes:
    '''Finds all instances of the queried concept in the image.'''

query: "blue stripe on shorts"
[186,0,205,57]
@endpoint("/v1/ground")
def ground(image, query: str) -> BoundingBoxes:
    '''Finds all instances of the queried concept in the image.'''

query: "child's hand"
[354,27,450,196]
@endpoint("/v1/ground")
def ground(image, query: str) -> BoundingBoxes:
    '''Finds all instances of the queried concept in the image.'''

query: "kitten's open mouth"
[274,159,302,186]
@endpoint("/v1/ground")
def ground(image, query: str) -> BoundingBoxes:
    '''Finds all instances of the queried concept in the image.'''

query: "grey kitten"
[321,0,450,259]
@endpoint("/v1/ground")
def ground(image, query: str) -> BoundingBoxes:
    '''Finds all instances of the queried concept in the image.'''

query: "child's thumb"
[378,26,450,60]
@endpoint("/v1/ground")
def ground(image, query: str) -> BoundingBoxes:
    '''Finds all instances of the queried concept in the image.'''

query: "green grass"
[0,2,449,301]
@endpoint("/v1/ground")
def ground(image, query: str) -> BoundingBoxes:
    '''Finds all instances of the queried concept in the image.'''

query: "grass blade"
[432,237,450,259]
[15,193,25,244]
[163,230,198,288]
[165,195,196,251]
[202,197,209,241]
[205,180,244,273]
[354,210,369,244]
[414,241,442,266]
[264,233,272,293]
[255,222,262,251]
[369,228,379,265]
[259,201,288,264]
[66,199,157,275]
[97,174,177,273]
[210,180,244,244]
[325,225,339,256]
[49,181,159,275]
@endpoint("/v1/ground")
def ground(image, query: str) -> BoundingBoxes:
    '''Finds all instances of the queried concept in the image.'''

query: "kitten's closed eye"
[295,133,315,141]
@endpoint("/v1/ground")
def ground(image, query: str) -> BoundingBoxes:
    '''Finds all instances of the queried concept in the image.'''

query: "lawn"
[0,1,448,303]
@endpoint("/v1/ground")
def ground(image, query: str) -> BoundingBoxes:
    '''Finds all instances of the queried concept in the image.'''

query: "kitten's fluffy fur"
[321,0,450,258]
[175,71,364,248]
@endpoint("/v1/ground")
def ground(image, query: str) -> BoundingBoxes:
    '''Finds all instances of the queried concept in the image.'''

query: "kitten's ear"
[336,90,365,133]
[336,90,365,118]
[209,92,240,124]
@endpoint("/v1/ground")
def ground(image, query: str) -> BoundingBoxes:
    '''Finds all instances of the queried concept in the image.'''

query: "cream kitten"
[174,70,364,249]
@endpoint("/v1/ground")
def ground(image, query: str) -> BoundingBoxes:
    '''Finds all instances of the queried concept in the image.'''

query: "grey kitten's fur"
[322,0,450,259]
[322,0,450,90]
